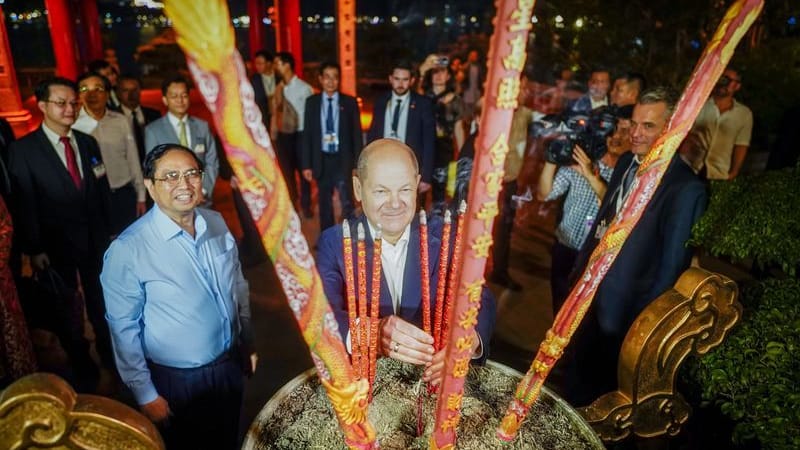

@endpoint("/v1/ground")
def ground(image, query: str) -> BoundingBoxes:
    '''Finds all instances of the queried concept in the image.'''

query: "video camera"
[534,105,627,165]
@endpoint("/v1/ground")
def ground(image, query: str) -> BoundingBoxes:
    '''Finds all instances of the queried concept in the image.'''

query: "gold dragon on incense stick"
[163,1,376,448]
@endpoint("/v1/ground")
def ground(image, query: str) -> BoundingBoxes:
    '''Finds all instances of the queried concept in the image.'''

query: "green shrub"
[686,278,800,450]
[689,165,800,276]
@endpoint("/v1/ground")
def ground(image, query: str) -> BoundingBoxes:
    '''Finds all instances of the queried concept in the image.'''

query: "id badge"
[323,133,339,146]
[91,159,107,179]
[594,219,608,239]
[194,143,206,155]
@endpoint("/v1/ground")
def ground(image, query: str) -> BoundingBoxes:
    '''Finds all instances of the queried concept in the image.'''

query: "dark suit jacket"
[317,215,496,363]
[367,92,435,183]
[8,127,112,265]
[251,72,274,130]
[129,106,161,163]
[301,92,363,180]
[571,152,708,337]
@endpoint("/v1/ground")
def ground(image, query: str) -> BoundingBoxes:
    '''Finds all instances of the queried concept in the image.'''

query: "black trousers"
[109,183,137,235]
[317,154,354,232]
[276,131,311,211]
[149,355,244,450]
[550,240,579,314]
[52,257,115,370]
[491,180,517,277]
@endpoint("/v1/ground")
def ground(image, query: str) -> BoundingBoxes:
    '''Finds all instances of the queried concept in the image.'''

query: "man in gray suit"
[144,76,218,204]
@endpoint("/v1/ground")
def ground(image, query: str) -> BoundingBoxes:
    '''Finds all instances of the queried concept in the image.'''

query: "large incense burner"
[243,359,603,449]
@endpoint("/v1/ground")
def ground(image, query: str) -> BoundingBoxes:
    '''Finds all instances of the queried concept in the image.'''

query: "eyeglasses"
[79,85,106,93]
[45,100,79,109]
[151,169,203,186]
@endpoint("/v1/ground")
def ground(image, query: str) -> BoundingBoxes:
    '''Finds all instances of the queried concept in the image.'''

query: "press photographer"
[536,104,633,312]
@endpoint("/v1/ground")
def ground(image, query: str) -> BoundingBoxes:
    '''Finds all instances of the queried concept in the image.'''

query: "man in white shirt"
[272,52,314,218]
[144,76,219,205]
[316,139,496,385]
[690,67,753,180]
[74,72,146,234]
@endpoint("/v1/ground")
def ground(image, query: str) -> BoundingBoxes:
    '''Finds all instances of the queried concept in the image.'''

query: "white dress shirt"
[167,112,192,146]
[282,75,313,132]
[41,123,84,178]
[383,92,410,143]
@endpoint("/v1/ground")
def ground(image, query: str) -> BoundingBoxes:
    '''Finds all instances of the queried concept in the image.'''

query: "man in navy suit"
[562,87,708,405]
[301,61,363,232]
[9,78,115,387]
[317,139,495,385]
[367,61,435,195]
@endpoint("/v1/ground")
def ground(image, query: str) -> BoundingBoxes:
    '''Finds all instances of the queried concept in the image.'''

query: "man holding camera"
[537,105,633,312]
[690,67,752,180]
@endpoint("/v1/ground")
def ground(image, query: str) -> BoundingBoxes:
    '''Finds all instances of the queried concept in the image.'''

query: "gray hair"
[638,86,679,118]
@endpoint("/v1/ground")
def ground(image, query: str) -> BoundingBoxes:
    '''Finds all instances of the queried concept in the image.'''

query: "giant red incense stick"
[433,209,452,349]
[369,226,382,398]
[429,0,537,447]
[356,223,368,380]
[419,211,431,336]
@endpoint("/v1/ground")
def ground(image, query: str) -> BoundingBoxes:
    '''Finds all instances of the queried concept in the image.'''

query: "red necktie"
[60,136,82,189]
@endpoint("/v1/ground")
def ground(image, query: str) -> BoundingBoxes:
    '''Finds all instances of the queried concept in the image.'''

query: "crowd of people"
[0,45,762,448]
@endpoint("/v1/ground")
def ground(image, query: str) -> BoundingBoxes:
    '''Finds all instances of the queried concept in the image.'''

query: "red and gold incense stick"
[419,210,431,336]
[356,223,368,381]
[433,209,452,350]
[164,1,377,447]
[369,225,382,399]
[342,219,360,370]
[497,0,764,442]
[441,201,467,351]
[430,0,537,447]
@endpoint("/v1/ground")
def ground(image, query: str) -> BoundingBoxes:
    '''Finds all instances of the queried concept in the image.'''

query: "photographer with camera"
[537,105,633,312]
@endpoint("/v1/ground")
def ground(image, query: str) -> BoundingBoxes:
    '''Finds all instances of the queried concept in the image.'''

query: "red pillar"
[79,0,104,63]
[336,0,356,97]
[0,6,33,136]
[274,0,303,77]
[44,0,81,80]
[248,0,265,60]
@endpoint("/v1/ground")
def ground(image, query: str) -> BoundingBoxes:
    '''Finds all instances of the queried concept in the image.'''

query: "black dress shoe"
[488,272,523,291]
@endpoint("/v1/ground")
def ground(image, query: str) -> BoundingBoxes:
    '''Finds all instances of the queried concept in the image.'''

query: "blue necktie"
[326,97,335,153]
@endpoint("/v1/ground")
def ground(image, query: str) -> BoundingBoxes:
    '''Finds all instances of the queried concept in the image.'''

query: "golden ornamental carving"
[0,373,164,449]
[320,377,370,426]
[579,268,741,442]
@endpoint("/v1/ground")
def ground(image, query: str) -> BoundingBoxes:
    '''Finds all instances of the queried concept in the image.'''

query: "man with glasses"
[8,77,114,391]
[73,72,146,234]
[690,67,753,180]
[101,144,256,450]
[145,76,219,205]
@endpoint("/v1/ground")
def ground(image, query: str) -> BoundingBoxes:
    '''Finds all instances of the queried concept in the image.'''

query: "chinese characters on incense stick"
[340,205,467,402]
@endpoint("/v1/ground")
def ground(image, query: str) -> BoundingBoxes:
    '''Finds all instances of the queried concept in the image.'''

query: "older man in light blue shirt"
[101,143,255,450]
